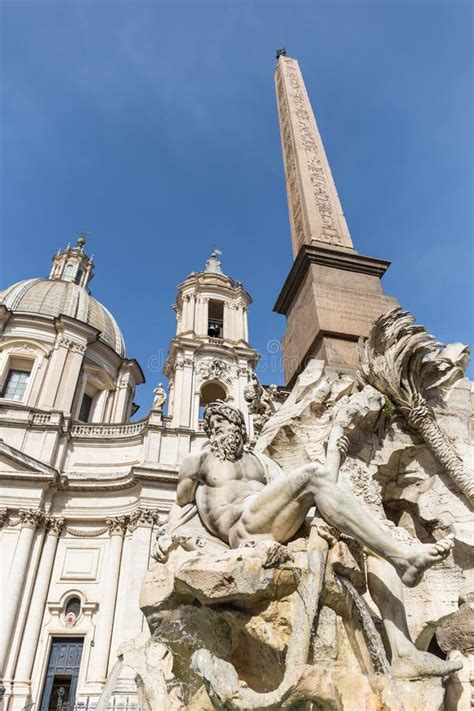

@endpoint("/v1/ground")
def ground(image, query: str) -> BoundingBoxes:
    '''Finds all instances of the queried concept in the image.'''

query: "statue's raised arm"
[176,451,204,506]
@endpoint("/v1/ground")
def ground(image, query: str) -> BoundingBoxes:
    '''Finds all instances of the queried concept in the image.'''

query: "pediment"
[0,440,58,479]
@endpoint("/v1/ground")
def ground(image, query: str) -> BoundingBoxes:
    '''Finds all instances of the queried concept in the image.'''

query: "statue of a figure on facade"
[151,383,167,413]
[101,308,471,711]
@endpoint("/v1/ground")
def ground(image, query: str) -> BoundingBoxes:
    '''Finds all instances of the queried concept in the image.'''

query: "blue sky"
[1,0,473,415]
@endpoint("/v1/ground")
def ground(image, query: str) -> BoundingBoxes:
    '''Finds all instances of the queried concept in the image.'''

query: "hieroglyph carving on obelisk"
[275,55,354,255]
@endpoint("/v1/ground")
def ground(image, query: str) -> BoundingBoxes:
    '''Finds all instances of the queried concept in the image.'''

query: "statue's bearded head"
[204,402,247,462]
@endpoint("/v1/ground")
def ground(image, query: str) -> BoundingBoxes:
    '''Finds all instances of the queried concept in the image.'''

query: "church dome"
[0,278,126,357]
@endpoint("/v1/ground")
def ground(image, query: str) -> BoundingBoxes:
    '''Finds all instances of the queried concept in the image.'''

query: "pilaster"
[13,518,65,701]
[89,516,126,685]
[109,509,160,668]
[0,509,45,675]
[112,370,131,422]
[38,316,99,412]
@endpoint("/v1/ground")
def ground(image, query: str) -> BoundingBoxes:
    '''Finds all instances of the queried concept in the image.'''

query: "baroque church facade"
[0,239,258,711]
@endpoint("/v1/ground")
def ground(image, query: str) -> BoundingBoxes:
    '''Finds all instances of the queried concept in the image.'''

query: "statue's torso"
[196,451,266,542]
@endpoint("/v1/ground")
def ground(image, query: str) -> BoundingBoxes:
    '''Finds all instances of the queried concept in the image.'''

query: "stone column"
[223,302,231,340]
[112,373,131,423]
[229,304,238,341]
[194,297,202,336]
[181,295,191,332]
[235,305,245,342]
[38,342,69,408]
[188,295,196,333]
[26,354,48,408]
[179,297,187,333]
[170,363,183,427]
[0,509,44,675]
[178,359,194,428]
[243,307,249,343]
[91,517,126,684]
[197,297,209,336]
[192,389,201,429]
[110,510,159,664]
[54,338,87,413]
[14,518,64,686]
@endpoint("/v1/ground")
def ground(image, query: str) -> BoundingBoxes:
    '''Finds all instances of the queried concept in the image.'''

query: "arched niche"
[199,381,227,420]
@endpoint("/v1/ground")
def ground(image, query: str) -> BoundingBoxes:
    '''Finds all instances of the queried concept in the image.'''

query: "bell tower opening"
[208,300,224,339]
[199,381,227,419]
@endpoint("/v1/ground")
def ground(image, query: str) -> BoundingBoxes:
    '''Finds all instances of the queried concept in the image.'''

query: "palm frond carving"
[358,307,473,503]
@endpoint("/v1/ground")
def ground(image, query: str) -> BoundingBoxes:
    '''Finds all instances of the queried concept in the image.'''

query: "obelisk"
[273,53,398,385]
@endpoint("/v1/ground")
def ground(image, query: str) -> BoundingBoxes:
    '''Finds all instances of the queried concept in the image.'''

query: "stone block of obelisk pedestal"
[273,54,398,385]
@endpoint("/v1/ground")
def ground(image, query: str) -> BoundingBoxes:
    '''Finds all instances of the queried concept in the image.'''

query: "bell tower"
[273,53,398,385]
[164,251,259,431]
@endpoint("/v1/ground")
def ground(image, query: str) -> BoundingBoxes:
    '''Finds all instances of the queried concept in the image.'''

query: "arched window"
[64,264,74,281]
[199,381,227,420]
[63,595,81,627]
[65,596,81,617]
[208,300,224,338]
[1,355,35,403]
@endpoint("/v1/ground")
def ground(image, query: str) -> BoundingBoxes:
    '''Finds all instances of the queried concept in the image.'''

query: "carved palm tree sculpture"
[358,307,473,503]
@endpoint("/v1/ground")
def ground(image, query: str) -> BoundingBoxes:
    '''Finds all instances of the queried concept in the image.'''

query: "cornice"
[274,244,392,315]
[57,466,179,492]
[123,357,145,385]
[176,273,253,306]
[54,314,101,343]
[166,337,259,365]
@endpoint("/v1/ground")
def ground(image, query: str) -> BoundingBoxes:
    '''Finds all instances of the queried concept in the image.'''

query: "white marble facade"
[0,241,259,711]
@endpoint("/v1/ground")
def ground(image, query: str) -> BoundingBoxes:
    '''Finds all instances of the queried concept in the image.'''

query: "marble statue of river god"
[158,401,454,590]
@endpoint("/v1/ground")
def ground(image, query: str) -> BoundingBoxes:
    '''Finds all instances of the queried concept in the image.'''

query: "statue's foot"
[395,534,454,587]
[391,650,462,679]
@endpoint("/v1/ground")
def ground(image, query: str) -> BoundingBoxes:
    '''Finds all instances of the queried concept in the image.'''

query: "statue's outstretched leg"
[231,463,454,588]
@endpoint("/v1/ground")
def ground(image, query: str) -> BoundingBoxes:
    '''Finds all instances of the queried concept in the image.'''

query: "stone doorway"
[39,638,84,711]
